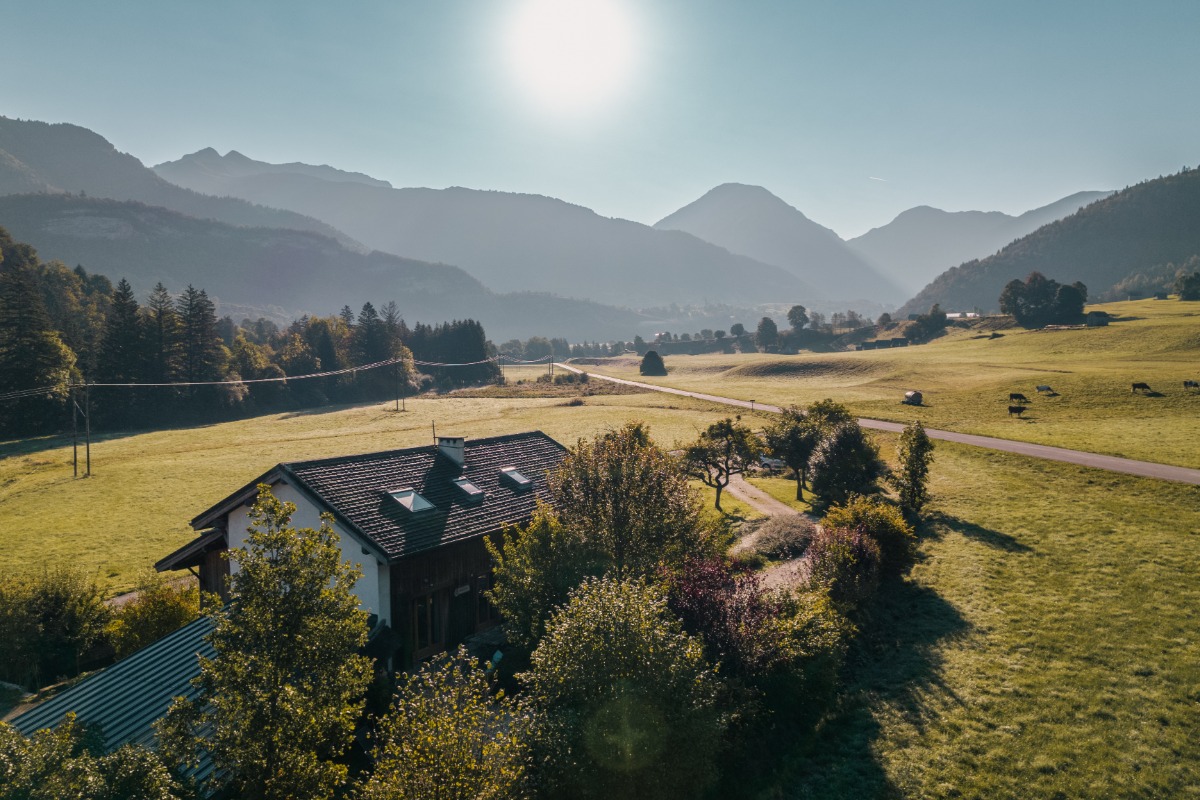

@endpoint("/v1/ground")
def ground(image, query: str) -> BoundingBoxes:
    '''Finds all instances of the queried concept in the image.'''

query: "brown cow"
[1009,393,1029,403]
[1132,382,1151,393]
[1008,405,1026,417]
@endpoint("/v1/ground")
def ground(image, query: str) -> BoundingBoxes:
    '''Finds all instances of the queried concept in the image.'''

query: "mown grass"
[585,299,1200,468]
[0,392,738,593]
[745,474,813,512]
[762,438,1200,798]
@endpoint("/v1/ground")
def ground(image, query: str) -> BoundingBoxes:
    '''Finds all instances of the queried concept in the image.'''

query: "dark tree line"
[999,272,1087,328]
[0,227,497,437]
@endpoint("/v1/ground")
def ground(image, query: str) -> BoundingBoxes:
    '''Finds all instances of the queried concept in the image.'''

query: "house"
[156,431,568,667]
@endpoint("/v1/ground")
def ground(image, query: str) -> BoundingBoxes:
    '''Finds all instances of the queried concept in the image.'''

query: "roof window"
[452,477,484,501]
[388,488,435,513]
[499,466,532,492]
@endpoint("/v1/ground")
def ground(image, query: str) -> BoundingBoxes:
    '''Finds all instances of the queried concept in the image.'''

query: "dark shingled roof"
[190,431,567,562]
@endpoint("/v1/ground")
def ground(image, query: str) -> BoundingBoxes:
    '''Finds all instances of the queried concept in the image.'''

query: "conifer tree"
[0,232,77,434]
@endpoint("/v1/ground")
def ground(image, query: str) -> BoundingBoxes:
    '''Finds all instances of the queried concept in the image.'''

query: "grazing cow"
[1036,385,1053,393]
[1008,405,1026,417]
[1131,382,1151,393]
[1185,380,1199,390]
[1009,393,1029,403]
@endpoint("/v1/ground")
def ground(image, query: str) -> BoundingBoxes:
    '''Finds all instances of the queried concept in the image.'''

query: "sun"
[503,0,638,117]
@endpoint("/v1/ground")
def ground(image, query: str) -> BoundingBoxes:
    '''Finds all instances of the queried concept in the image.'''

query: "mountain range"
[0,116,355,247]
[897,168,1200,316]
[0,193,646,342]
[154,149,813,309]
[847,191,1111,295]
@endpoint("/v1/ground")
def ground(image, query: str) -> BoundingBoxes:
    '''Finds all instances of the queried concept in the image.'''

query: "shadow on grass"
[733,580,969,799]
[929,512,1033,553]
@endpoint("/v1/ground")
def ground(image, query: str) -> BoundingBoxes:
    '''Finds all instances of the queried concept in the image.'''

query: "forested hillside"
[899,168,1200,315]
[0,226,499,436]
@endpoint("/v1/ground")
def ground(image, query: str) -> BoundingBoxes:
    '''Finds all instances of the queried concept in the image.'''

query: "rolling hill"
[154,149,814,309]
[0,116,357,247]
[653,183,904,305]
[897,168,1200,316]
[848,191,1111,295]
[0,193,646,341]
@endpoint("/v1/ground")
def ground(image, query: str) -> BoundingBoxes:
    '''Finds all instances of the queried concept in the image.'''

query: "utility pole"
[72,387,79,478]
[83,381,91,477]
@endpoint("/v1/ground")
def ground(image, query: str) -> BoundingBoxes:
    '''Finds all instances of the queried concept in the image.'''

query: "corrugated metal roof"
[9,615,216,782]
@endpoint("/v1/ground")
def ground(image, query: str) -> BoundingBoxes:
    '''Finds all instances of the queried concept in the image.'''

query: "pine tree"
[0,238,77,434]
[97,279,144,383]
[144,283,182,383]
[176,286,224,384]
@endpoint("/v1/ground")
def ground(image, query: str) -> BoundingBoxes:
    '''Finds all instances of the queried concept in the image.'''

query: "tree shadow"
[739,581,970,798]
[926,512,1033,553]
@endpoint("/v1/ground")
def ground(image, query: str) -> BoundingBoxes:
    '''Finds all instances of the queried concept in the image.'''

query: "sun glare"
[503,0,638,117]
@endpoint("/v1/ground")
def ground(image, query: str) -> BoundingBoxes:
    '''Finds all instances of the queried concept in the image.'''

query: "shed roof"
[186,431,567,562]
[9,615,217,783]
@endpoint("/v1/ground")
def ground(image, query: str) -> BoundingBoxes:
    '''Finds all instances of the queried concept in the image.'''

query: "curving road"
[559,364,1200,486]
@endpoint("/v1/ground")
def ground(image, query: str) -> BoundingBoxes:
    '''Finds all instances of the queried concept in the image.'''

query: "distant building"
[1086,311,1110,327]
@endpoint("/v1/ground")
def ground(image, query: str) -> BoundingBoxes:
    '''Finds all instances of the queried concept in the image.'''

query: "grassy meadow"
[769,440,1200,798]
[587,299,1200,468]
[0,390,738,593]
[3,308,1199,797]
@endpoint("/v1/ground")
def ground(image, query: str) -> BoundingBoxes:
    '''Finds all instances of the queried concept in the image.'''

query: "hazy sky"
[3,0,1199,237]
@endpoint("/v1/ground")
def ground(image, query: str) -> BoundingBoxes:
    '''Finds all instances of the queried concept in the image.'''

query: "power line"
[0,353,555,403]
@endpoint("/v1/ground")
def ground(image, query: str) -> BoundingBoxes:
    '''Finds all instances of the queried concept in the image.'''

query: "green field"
[586,299,1200,469]
[771,440,1200,798]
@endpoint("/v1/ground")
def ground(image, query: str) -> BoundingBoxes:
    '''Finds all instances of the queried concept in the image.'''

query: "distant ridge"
[0,116,359,247]
[0,193,646,341]
[154,151,815,309]
[848,191,1112,294]
[897,169,1200,316]
[654,183,904,305]
[156,147,393,193]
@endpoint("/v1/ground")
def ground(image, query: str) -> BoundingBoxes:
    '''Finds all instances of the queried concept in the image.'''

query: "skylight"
[499,466,532,491]
[452,477,484,501]
[388,488,435,513]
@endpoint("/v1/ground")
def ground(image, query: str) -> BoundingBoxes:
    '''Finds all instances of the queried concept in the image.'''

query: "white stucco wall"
[225,481,391,627]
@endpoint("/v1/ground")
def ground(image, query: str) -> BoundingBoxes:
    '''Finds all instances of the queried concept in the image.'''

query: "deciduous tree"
[551,423,711,577]
[522,577,725,800]
[157,486,372,800]
[360,648,531,800]
[684,417,760,511]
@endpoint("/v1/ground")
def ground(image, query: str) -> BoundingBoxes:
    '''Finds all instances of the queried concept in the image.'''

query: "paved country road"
[558,364,1200,487]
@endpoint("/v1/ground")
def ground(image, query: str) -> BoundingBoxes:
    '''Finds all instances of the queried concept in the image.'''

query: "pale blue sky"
[2,0,1198,237]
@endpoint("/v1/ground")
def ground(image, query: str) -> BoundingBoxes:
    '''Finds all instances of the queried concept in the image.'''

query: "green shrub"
[753,516,816,560]
[107,574,200,659]
[805,527,881,607]
[823,496,916,577]
[0,569,109,689]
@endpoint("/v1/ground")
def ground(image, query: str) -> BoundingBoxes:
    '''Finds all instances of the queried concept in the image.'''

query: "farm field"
[582,299,1200,469]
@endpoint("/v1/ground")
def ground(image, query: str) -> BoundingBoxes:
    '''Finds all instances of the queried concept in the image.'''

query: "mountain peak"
[654,184,903,304]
